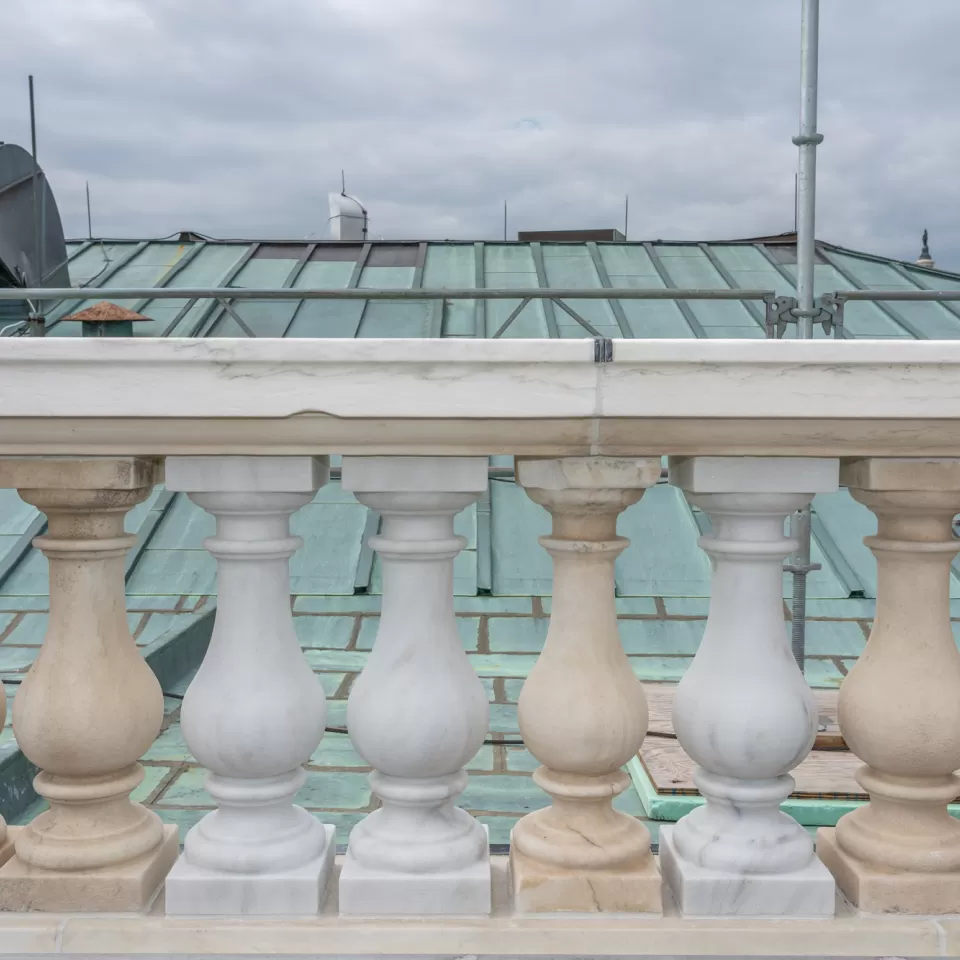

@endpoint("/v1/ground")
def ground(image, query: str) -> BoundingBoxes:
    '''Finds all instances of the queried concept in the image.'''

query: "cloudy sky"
[2,0,958,267]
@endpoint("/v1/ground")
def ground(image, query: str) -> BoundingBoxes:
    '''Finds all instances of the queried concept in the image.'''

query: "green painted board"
[0,490,37,536]
[811,490,879,598]
[147,495,214,549]
[803,620,866,657]
[616,485,711,597]
[488,617,547,653]
[125,548,216,597]
[0,548,49,597]
[291,495,368,595]
[619,620,703,656]
[786,527,851,600]
[663,598,710,616]
[490,480,552,595]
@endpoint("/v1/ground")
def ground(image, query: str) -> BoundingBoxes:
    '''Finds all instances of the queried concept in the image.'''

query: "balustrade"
[0,441,956,940]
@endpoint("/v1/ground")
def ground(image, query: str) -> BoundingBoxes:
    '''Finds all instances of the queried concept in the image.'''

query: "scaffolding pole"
[789,0,824,671]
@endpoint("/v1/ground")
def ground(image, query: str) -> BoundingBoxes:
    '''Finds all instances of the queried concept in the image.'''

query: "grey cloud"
[1,0,957,267]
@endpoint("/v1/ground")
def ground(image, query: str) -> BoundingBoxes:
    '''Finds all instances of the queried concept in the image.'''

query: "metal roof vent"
[328,190,368,242]
[63,300,151,337]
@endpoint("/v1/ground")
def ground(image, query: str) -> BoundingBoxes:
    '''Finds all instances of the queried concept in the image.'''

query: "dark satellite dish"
[0,143,70,332]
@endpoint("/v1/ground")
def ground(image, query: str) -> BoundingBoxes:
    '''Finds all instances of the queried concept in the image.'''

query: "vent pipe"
[328,191,368,242]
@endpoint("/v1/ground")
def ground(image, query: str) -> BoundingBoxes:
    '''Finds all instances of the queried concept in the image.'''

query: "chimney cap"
[62,301,151,323]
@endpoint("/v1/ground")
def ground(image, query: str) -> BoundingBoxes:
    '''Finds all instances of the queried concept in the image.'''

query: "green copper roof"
[52,233,960,340]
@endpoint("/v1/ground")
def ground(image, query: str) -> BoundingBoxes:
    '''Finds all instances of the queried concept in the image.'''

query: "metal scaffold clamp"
[764,295,798,338]
[816,294,844,338]
[763,294,844,339]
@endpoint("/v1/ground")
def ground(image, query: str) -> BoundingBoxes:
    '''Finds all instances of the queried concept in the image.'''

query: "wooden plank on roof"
[640,737,867,800]
[643,683,844,750]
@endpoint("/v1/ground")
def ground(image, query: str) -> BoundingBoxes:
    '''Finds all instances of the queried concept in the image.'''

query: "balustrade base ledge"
[818,828,960,915]
[339,839,491,917]
[659,826,836,918]
[2,858,960,957]
[510,845,662,915]
[164,824,335,917]
[0,829,15,871]
[0,825,178,914]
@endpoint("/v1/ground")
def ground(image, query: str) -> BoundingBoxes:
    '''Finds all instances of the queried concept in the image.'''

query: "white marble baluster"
[510,456,663,914]
[339,456,490,916]
[163,456,334,916]
[661,456,839,917]
[0,457,177,913]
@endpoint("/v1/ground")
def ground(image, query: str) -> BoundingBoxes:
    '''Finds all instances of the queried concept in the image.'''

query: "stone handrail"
[0,338,960,454]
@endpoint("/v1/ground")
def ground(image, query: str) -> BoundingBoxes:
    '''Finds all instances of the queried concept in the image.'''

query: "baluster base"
[659,825,834,917]
[510,846,662,915]
[339,825,490,916]
[165,823,334,916]
[817,827,960,915]
[0,824,177,913]
[0,826,18,869]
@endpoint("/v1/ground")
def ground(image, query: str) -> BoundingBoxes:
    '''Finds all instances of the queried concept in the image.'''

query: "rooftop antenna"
[28,75,42,284]
[787,0,824,673]
[624,194,629,241]
[503,201,508,241]
[85,181,92,240]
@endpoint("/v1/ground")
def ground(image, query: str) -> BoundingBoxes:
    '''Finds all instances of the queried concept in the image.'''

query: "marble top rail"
[2,338,960,456]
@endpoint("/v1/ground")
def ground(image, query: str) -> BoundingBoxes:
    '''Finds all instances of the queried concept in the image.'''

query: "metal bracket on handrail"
[764,294,842,339]
[764,296,798,339]
[593,337,613,363]
[816,295,844,338]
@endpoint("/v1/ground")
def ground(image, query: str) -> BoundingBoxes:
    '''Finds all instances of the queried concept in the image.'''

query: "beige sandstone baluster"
[510,456,662,914]
[0,457,177,912]
[818,458,960,913]
[0,679,13,867]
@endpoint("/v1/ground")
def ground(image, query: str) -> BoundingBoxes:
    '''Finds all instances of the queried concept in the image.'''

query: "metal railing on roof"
[0,285,778,340]
[3,285,960,340]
